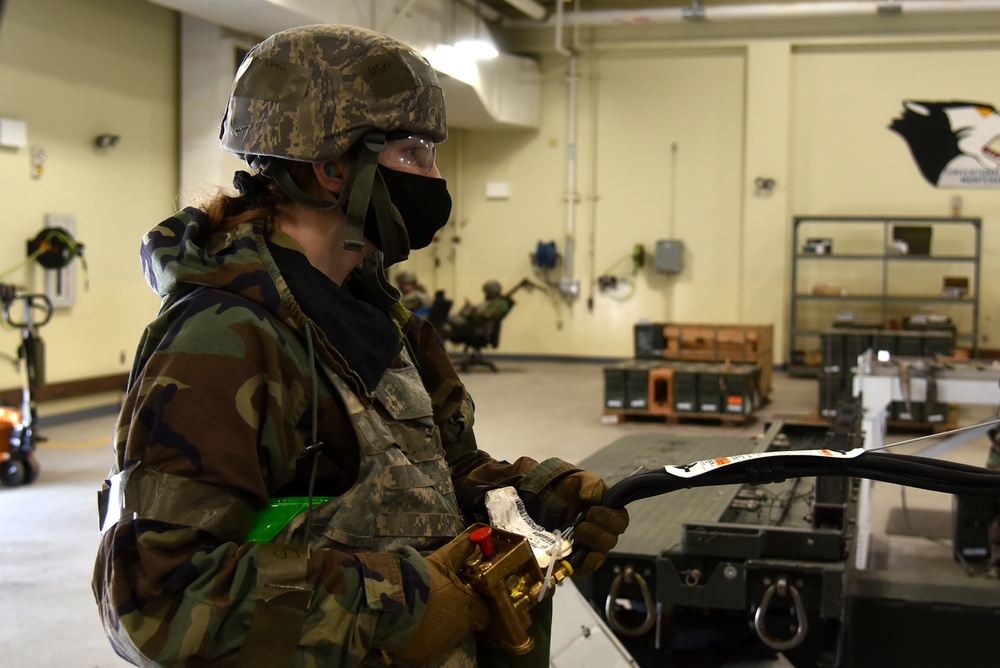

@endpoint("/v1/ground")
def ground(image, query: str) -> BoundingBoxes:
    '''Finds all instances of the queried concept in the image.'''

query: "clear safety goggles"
[381,133,438,175]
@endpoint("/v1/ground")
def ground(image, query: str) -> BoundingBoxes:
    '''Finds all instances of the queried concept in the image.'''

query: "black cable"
[615,453,1000,506]
[565,449,1000,570]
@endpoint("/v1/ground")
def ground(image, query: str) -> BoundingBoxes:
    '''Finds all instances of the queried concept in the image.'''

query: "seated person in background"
[446,279,509,341]
[395,270,432,313]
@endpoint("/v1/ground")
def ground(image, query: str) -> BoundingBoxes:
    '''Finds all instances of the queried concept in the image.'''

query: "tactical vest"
[278,348,475,667]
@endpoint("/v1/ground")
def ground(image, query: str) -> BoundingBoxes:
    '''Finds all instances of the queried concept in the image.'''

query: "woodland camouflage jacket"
[92,208,581,667]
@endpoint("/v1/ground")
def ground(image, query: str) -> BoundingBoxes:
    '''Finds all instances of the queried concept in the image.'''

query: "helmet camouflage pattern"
[220,24,447,163]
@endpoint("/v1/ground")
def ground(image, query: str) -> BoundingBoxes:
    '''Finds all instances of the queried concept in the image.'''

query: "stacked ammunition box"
[817,327,954,421]
[621,321,769,422]
[602,364,629,411]
[634,322,666,360]
[671,364,699,413]
[603,360,761,419]
[696,366,722,413]
[721,364,760,416]
[603,360,662,411]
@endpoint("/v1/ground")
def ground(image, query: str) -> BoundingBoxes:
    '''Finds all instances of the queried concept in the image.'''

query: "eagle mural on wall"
[890,100,1000,187]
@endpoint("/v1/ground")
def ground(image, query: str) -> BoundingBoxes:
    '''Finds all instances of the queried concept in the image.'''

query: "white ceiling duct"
[147,0,541,131]
[152,0,316,37]
[433,52,541,130]
[423,38,541,130]
[501,0,548,21]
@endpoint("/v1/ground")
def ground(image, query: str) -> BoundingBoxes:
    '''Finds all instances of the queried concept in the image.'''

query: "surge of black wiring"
[600,452,1000,511]
[564,450,1000,570]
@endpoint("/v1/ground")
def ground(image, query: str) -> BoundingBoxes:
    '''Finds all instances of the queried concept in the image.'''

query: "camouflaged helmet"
[220,24,447,162]
[219,25,447,265]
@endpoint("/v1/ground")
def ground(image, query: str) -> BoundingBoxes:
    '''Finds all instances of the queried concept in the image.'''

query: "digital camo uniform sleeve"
[479,297,510,322]
[404,315,582,529]
[93,266,427,665]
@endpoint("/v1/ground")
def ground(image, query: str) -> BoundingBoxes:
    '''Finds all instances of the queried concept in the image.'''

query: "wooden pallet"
[601,409,756,428]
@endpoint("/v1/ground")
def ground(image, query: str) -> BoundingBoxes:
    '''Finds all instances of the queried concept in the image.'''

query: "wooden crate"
[663,324,770,359]
[661,323,773,399]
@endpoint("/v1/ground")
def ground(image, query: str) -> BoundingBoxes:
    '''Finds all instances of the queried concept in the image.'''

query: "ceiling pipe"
[507,0,1000,27]
[555,0,581,303]
[554,0,572,56]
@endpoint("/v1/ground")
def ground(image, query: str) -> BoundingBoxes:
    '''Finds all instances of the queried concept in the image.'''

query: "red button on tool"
[469,526,496,558]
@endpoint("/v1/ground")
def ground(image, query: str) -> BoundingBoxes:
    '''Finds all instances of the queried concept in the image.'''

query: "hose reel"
[26,227,84,270]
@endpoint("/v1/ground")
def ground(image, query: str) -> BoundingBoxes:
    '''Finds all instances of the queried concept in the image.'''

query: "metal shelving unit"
[788,215,981,376]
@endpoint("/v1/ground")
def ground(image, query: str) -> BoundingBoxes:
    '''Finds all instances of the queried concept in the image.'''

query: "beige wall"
[3,2,999,395]
[0,0,178,392]
[415,48,748,358]
[404,33,1000,364]
[789,39,1000,359]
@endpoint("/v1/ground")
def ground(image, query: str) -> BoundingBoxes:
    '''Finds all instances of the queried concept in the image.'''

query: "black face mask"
[363,165,452,252]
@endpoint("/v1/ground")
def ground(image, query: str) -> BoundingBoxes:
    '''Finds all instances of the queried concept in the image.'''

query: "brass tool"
[457,524,572,655]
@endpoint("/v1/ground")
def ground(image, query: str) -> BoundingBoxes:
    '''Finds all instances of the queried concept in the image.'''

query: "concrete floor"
[0,359,995,666]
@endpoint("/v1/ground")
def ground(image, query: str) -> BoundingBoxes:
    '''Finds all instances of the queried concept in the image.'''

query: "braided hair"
[200,161,316,232]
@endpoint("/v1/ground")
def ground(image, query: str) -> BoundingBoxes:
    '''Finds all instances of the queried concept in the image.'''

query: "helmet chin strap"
[342,132,383,253]
[342,131,410,264]
[249,130,411,263]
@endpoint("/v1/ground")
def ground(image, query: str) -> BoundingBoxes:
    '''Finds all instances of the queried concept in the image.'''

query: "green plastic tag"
[246,496,334,543]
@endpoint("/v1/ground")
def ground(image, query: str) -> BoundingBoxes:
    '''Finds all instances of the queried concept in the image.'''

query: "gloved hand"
[393,533,491,663]
[553,470,629,576]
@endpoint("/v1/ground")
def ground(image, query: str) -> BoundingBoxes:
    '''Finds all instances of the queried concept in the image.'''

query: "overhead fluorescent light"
[453,38,499,60]
[425,45,480,85]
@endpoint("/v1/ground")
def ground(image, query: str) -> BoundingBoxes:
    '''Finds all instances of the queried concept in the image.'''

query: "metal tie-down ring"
[604,564,656,637]
[753,576,809,651]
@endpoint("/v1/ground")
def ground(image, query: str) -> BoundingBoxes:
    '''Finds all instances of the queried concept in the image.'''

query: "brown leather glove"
[393,533,491,663]
[554,470,630,576]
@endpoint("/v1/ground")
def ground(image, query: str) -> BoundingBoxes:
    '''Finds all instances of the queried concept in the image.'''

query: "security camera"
[94,134,121,149]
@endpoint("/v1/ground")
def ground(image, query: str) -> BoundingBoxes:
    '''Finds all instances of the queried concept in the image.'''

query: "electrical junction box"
[654,239,683,273]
